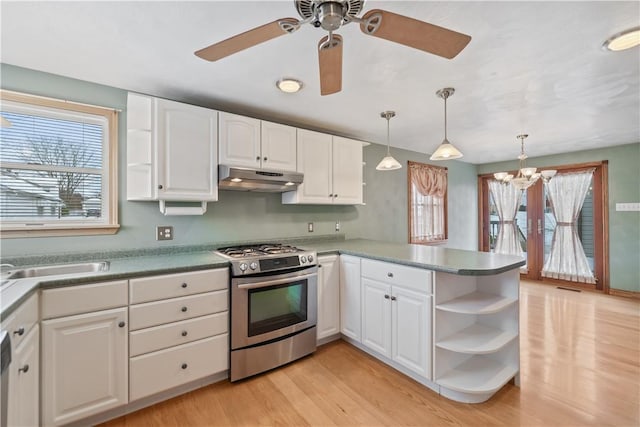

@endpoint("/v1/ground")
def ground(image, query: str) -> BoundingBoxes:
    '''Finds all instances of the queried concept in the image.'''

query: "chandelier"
[494,134,556,190]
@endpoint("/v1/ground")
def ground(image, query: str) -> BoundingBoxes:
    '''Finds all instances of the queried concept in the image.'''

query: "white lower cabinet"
[42,307,128,426]
[317,255,340,341]
[361,275,432,380]
[339,255,362,342]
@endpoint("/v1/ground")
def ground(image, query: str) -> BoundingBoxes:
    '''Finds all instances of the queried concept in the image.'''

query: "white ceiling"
[1,1,639,164]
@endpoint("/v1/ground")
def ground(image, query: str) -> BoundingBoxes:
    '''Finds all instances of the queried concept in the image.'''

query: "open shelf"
[436,291,517,314]
[437,355,518,395]
[436,323,517,354]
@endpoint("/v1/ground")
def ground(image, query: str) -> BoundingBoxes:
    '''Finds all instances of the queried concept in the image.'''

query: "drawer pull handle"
[181,331,188,337]
[18,364,29,374]
[181,283,188,288]
[13,327,25,336]
[118,321,126,328]
[387,272,394,278]
[390,296,397,301]
[181,363,188,370]
[181,306,188,312]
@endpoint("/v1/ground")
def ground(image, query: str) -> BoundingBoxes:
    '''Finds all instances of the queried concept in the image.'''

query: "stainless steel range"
[216,243,318,382]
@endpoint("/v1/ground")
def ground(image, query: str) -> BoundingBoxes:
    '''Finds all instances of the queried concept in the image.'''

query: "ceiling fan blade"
[195,18,299,62]
[360,9,471,59]
[318,34,343,96]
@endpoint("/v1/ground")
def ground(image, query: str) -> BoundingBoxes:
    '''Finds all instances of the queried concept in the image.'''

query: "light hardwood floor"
[102,281,640,426]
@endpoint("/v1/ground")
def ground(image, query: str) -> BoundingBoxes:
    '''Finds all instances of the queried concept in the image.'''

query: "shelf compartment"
[436,291,516,314]
[437,355,518,403]
[436,323,517,354]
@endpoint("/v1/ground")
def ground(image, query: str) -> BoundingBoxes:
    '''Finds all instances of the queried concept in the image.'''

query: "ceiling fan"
[195,1,471,96]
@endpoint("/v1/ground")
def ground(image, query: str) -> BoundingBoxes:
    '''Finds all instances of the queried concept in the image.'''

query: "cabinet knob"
[256,156,261,161]
[329,194,333,197]
[18,364,29,374]
[387,272,394,278]
[181,306,188,312]
[181,282,188,288]
[263,157,268,161]
[384,294,390,299]
[13,327,24,336]
[158,184,163,189]
[181,330,188,337]
[181,363,188,370]
[391,296,397,301]
[118,321,126,328]
[334,194,338,198]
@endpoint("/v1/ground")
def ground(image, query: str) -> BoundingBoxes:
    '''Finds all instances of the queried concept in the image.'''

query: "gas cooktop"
[215,243,316,275]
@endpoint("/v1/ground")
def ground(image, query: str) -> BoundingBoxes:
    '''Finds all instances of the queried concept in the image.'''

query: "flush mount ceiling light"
[603,26,640,51]
[430,88,463,161]
[276,78,303,93]
[494,134,557,190]
[376,111,402,171]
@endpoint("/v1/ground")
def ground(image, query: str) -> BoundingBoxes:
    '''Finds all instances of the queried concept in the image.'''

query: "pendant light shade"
[376,111,402,171]
[430,88,463,161]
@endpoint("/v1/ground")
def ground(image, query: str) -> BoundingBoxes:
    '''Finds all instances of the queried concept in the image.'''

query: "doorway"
[479,161,608,292]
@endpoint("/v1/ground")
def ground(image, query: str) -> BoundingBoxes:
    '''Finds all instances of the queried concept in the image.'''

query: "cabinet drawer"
[130,312,228,357]
[129,334,228,401]
[41,280,128,319]
[1,292,38,353]
[130,268,228,304]
[129,290,228,331]
[361,259,432,293]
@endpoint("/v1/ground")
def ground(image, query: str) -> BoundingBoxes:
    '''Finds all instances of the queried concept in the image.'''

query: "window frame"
[0,89,119,238]
[407,161,448,245]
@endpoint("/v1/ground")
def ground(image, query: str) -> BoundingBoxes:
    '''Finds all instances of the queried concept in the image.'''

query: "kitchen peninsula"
[1,238,524,425]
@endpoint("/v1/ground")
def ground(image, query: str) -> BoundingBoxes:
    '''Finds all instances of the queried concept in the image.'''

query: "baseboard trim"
[609,288,640,300]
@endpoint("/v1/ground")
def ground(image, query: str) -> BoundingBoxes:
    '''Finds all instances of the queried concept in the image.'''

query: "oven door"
[231,266,317,350]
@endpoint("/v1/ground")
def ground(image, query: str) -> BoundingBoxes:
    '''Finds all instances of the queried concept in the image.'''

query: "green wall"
[0,64,478,257]
[478,143,640,292]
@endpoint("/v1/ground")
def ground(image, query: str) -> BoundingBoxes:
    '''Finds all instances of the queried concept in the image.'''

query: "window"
[0,90,119,237]
[408,161,447,243]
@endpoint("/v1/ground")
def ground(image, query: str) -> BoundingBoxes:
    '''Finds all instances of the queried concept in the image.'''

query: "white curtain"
[542,169,596,284]
[489,180,523,257]
[409,163,446,242]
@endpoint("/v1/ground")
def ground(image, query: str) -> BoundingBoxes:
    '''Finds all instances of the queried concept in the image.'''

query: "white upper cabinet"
[126,93,218,204]
[282,130,364,205]
[219,113,297,171]
[156,98,218,201]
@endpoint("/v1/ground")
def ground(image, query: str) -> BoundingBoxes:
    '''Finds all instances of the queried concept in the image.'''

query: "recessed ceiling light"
[276,78,303,93]
[603,27,640,51]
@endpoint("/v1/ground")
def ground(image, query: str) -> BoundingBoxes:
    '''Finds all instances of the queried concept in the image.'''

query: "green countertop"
[1,239,524,320]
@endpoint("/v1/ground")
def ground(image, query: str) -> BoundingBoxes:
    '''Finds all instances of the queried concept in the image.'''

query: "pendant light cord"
[443,94,448,140]
[386,117,391,155]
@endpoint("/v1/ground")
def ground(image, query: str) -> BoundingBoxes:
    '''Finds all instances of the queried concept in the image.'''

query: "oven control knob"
[239,263,248,272]
[308,255,313,263]
[301,256,307,264]
[250,262,258,270]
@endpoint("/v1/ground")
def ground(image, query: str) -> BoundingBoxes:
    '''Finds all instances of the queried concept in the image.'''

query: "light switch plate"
[616,203,640,212]
[156,226,173,240]
[308,222,314,232]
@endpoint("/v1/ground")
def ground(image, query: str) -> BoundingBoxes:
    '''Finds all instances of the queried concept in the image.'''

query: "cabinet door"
[361,278,392,358]
[7,325,39,427]
[392,286,432,379]
[219,112,261,168]
[261,121,297,171]
[339,255,361,342]
[42,307,128,426]
[284,129,333,204]
[332,136,363,205]
[317,255,340,340]
[156,98,218,201]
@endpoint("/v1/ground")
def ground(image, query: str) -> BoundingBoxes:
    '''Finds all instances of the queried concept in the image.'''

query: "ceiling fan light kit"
[430,87,463,161]
[195,1,471,96]
[494,134,557,190]
[276,78,304,93]
[603,26,640,51]
[376,110,402,171]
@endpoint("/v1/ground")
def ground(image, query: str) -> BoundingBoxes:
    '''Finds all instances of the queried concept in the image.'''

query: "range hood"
[218,165,303,192]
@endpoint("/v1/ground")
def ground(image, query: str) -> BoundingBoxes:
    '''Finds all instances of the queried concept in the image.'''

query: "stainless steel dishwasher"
[1,330,10,427]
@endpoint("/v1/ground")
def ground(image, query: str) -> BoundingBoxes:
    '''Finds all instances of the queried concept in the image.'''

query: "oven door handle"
[236,273,317,289]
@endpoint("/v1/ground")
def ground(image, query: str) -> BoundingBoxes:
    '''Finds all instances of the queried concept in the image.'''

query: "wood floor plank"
[101,280,640,427]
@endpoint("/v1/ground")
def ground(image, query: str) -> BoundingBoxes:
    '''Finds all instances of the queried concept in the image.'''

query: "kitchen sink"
[4,261,110,280]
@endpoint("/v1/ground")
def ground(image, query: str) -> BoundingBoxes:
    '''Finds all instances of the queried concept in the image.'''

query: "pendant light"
[376,111,402,171]
[430,87,463,161]
[494,134,557,190]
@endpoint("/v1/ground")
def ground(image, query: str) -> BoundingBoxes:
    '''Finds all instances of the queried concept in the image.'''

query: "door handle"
[537,219,542,235]
[528,219,532,235]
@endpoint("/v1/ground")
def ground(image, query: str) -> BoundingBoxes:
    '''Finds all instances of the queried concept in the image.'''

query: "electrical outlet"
[308,222,314,232]
[156,226,173,241]
[335,221,341,232]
